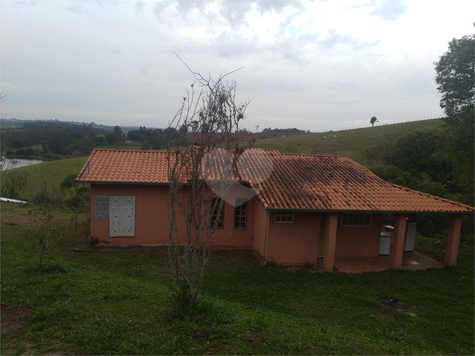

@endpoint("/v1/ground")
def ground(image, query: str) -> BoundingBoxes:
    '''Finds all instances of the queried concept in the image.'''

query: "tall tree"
[435,36,474,118]
[370,116,378,127]
[166,67,250,317]
[434,35,474,205]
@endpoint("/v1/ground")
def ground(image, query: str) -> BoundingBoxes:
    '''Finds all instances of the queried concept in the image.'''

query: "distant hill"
[0,119,160,134]
[253,119,444,166]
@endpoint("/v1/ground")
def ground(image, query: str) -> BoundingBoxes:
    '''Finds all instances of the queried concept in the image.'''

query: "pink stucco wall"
[213,185,255,249]
[90,183,256,247]
[335,213,383,258]
[252,199,268,260]
[90,184,384,263]
[265,211,321,265]
[91,184,170,245]
[260,211,383,264]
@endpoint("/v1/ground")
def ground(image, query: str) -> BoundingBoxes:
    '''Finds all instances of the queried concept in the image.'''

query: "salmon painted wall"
[252,199,268,260]
[213,184,255,249]
[265,211,320,265]
[335,213,383,258]
[90,183,255,247]
[91,184,169,245]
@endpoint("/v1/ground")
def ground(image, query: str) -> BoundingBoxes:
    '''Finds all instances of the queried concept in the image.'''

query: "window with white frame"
[234,198,248,229]
[274,211,294,223]
[210,197,224,229]
[341,213,371,227]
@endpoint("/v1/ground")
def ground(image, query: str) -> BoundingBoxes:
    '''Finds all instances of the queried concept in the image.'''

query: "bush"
[1,170,35,199]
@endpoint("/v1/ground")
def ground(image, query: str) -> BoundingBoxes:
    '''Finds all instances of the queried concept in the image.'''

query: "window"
[95,196,109,221]
[274,211,294,223]
[234,198,248,229]
[109,196,136,236]
[341,213,371,227]
[210,197,224,229]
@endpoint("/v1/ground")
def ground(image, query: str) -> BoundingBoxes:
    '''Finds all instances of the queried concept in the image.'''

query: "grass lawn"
[1,203,473,355]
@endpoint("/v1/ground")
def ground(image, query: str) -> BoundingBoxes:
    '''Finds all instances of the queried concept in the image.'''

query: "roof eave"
[263,207,474,214]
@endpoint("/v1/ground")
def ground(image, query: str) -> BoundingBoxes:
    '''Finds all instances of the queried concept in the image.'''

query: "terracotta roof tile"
[76,148,475,214]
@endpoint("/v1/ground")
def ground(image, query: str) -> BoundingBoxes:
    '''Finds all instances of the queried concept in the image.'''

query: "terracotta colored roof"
[76,149,172,184]
[77,148,474,214]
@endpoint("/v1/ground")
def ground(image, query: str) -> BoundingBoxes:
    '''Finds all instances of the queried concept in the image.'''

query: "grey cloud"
[175,0,210,15]
[155,1,306,29]
[218,0,306,29]
[136,1,145,12]
[211,30,260,57]
[153,0,176,20]
[319,29,381,50]
[370,0,408,21]
[218,1,254,30]
[336,98,366,105]
[278,7,307,35]
[256,0,305,15]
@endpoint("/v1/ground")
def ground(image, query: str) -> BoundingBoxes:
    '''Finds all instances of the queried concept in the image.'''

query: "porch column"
[445,215,462,266]
[390,214,407,270]
[322,213,338,271]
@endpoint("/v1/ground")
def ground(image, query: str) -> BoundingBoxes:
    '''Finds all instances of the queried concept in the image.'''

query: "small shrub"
[168,283,233,323]
[168,283,197,320]
[1,170,35,199]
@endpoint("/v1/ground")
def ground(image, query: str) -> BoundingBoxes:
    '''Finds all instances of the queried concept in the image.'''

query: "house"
[76,148,474,271]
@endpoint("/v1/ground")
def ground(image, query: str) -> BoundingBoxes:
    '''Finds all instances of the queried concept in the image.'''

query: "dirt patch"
[1,305,33,354]
[72,233,170,252]
[1,305,65,355]
[375,296,417,317]
[1,209,35,229]
[291,300,316,312]
[1,304,32,336]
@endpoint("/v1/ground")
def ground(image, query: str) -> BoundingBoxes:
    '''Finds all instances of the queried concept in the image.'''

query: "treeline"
[1,122,107,158]
[261,127,308,133]
[366,112,473,236]
[126,126,186,149]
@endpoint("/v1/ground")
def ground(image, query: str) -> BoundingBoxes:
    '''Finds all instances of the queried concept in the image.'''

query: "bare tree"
[166,65,251,316]
[30,189,76,267]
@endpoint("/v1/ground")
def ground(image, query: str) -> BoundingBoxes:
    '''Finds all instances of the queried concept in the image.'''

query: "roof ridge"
[281,153,348,158]
[93,148,168,153]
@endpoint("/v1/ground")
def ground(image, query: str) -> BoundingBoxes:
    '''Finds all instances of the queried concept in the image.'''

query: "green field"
[1,156,89,201]
[1,202,473,355]
[253,119,443,165]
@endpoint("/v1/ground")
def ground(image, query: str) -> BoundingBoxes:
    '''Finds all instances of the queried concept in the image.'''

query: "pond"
[1,158,44,171]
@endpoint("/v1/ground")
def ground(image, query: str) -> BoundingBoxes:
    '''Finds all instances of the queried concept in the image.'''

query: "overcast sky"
[1,0,474,132]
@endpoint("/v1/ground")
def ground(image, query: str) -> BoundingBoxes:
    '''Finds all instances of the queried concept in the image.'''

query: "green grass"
[1,203,473,355]
[1,156,88,200]
[253,119,443,165]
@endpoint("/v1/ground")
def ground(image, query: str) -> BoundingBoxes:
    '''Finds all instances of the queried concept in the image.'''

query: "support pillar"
[322,213,338,271]
[445,215,462,266]
[390,214,407,270]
